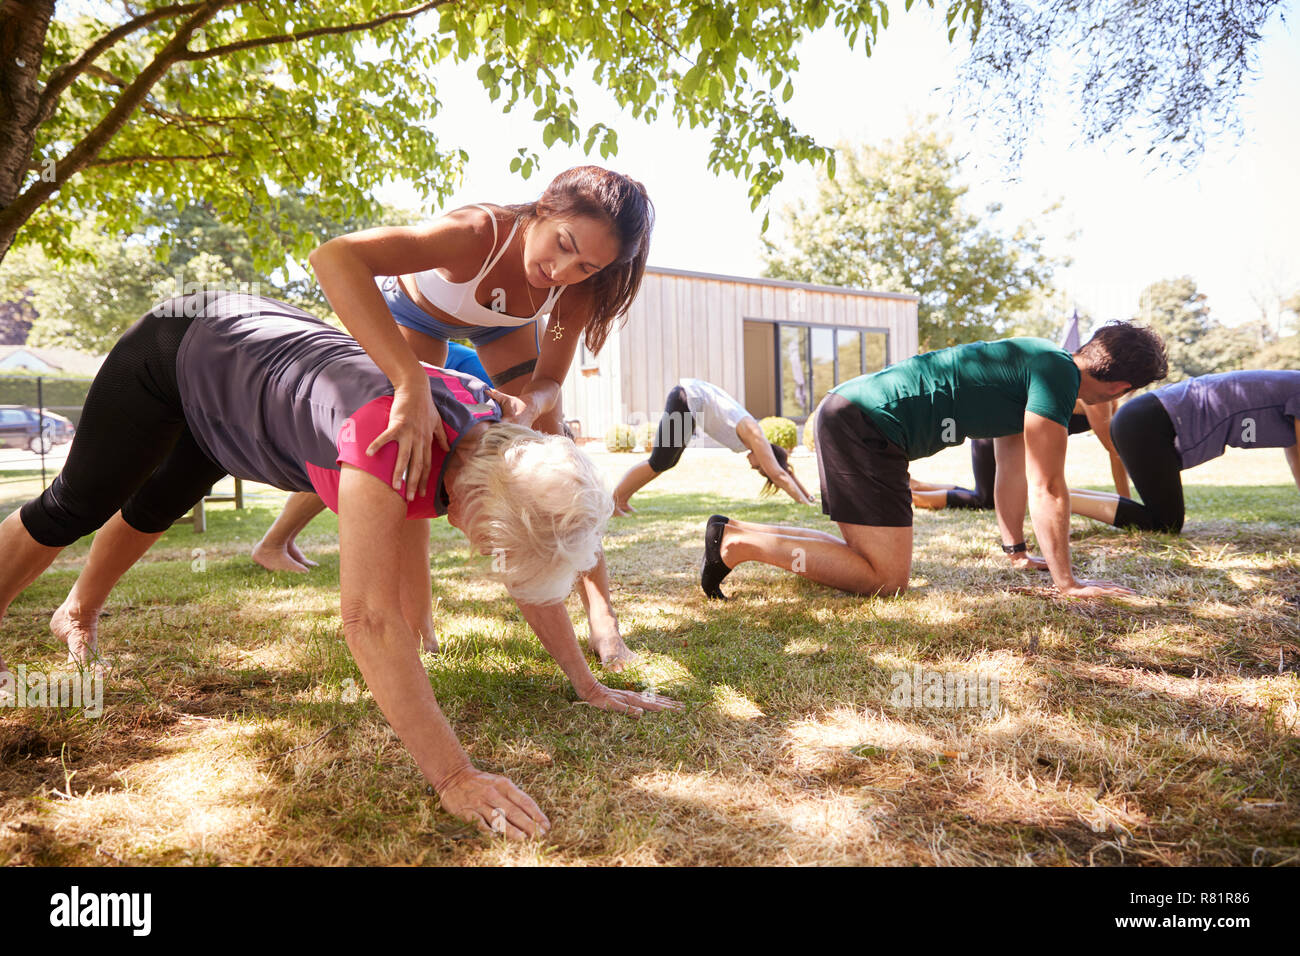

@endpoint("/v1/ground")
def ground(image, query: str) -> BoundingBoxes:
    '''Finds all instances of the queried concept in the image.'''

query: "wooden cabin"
[559,265,920,440]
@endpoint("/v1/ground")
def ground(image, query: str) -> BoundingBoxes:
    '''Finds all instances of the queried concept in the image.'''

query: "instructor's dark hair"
[759,443,793,498]
[508,166,654,356]
[1074,321,1168,390]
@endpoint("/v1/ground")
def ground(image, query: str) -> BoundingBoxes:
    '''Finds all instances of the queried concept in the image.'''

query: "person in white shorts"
[612,378,815,514]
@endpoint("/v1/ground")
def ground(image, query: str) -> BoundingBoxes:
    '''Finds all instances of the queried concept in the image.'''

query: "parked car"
[0,405,76,454]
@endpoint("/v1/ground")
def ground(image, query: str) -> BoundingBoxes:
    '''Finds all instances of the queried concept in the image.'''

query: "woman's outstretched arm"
[739,419,815,505]
[337,464,549,839]
[513,598,683,715]
[307,210,497,496]
[1085,398,1131,498]
[501,298,584,429]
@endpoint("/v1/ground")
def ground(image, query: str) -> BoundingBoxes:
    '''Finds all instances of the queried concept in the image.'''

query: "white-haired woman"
[0,291,677,839]
[250,165,655,673]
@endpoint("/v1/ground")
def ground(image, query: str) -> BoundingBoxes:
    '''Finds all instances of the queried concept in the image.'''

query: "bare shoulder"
[437,203,503,248]
[395,203,505,277]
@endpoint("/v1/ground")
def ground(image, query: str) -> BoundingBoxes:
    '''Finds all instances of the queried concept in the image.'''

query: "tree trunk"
[0,0,56,264]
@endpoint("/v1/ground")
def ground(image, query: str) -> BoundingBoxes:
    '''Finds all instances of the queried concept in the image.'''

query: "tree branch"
[621,8,688,64]
[0,0,227,240]
[36,2,207,127]
[178,0,450,61]
[87,151,232,167]
[252,116,304,188]
[81,65,260,129]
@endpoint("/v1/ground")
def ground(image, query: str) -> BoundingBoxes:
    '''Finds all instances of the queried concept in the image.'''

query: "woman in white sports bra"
[252,166,654,669]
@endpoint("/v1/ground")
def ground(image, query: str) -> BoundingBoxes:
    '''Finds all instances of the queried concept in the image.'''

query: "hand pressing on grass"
[579,682,685,717]
[1008,551,1050,572]
[437,766,551,840]
[1058,578,1137,599]
[516,600,686,717]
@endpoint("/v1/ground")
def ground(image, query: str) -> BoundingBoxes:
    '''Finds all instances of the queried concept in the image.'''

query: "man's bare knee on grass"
[839,522,911,597]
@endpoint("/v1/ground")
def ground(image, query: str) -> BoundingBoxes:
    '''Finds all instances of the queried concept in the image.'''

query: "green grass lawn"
[1,437,1297,866]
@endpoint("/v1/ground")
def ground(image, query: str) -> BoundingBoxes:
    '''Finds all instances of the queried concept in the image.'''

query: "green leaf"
[680,63,705,96]
[849,744,886,758]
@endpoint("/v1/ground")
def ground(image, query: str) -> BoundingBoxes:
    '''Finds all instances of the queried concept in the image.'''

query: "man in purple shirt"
[1067,370,1300,532]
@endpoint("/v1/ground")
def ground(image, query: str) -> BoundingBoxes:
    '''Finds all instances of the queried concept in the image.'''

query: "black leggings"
[646,386,697,473]
[1108,392,1184,533]
[19,300,229,547]
[944,414,1094,510]
[945,438,997,509]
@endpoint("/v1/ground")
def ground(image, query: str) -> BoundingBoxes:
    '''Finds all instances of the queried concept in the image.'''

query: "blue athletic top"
[444,341,494,387]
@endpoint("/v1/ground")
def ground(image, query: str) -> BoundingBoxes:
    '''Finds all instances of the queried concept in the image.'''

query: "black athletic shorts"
[814,393,912,527]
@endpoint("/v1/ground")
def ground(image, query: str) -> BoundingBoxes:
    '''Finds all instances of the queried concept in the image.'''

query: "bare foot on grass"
[287,541,318,569]
[252,538,310,573]
[50,601,102,666]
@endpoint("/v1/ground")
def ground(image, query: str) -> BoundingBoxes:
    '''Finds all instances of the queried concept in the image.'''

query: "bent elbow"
[307,237,343,275]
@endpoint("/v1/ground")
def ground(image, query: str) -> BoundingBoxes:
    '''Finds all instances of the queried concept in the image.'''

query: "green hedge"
[604,424,636,453]
[759,416,798,451]
[0,374,93,426]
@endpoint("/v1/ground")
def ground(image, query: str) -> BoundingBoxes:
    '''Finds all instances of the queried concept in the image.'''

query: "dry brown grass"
[1,438,1297,865]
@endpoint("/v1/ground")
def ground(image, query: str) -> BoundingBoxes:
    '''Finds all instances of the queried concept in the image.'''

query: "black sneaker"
[701,516,733,600]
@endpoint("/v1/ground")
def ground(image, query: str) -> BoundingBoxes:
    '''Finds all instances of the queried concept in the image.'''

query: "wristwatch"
[1001,541,1027,554]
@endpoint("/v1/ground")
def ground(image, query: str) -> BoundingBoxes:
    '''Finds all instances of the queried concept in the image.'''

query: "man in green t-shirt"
[700,322,1168,600]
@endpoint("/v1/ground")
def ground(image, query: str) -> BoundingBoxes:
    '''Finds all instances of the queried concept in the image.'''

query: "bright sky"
[377,4,1300,332]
